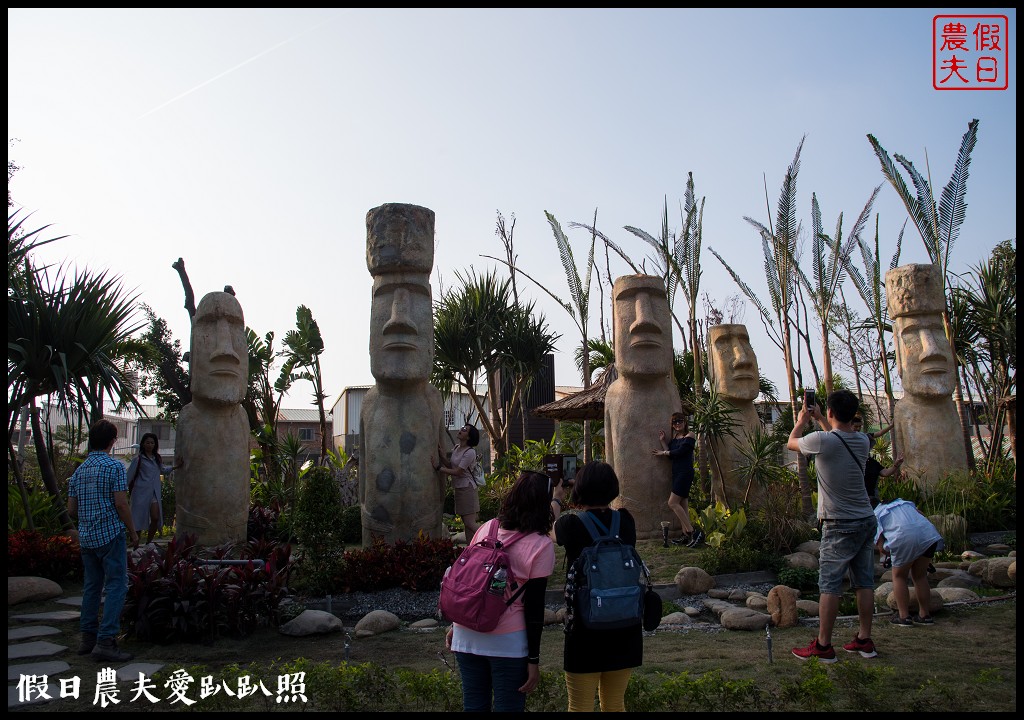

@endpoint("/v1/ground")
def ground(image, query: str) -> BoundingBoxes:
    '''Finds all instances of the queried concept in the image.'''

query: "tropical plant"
[867,118,980,467]
[8,213,143,527]
[432,269,560,460]
[710,136,813,514]
[281,305,330,463]
[133,303,191,422]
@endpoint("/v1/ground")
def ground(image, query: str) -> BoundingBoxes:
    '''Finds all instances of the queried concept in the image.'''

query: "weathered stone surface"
[886,263,968,489]
[674,566,715,595]
[8,577,63,606]
[408,618,439,629]
[8,625,61,641]
[354,609,402,637]
[937,570,983,589]
[660,612,692,626]
[707,324,765,509]
[885,590,944,614]
[784,551,819,570]
[116,663,166,683]
[719,607,771,631]
[767,585,800,628]
[934,587,980,603]
[174,291,250,546]
[8,641,67,660]
[279,609,344,636]
[794,540,821,556]
[8,661,71,682]
[874,581,894,604]
[745,593,768,611]
[360,203,445,546]
[11,611,79,623]
[605,275,680,540]
[795,599,819,616]
[967,557,1016,588]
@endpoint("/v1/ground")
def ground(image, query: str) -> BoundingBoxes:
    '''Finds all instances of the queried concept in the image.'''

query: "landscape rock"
[767,585,799,628]
[354,609,402,637]
[934,587,980,603]
[794,540,821,556]
[675,566,714,595]
[278,609,344,636]
[719,606,771,631]
[885,590,944,614]
[8,577,63,606]
[795,599,819,616]
[937,570,983,589]
[660,612,692,626]
[784,551,818,570]
[745,594,768,612]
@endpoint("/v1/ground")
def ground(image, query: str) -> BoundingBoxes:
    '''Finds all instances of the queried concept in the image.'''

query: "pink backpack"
[438,520,526,632]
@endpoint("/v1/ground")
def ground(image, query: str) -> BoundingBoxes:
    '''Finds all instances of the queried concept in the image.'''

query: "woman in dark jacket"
[554,461,642,712]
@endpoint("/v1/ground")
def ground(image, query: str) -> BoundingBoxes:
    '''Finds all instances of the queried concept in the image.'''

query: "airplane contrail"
[136,12,339,121]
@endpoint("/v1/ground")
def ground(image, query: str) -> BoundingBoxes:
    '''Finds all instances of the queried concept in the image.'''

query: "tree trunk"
[30,401,74,531]
[942,310,976,470]
[582,350,592,463]
[783,322,812,516]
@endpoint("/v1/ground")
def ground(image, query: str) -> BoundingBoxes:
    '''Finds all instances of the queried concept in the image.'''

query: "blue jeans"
[455,651,528,712]
[818,516,877,594]
[80,533,129,641]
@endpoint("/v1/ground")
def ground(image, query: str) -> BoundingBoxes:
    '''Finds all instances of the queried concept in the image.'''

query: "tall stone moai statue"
[707,324,765,509]
[174,291,251,546]
[604,275,681,540]
[885,263,968,489]
[359,203,446,546]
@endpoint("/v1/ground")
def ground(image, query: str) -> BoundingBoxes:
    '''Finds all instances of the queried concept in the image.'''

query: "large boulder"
[937,570,983,589]
[719,606,771,631]
[8,577,63,606]
[278,609,344,636]
[354,609,402,637]
[885,589,944,614]
[783,551,818,570]
[966,557,1015,588]
[794,540,821,556]
[934,587,980,603]
[675,566,714,595]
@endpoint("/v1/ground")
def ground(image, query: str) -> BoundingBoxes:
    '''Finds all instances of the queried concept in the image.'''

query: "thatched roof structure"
[530,365,618,421]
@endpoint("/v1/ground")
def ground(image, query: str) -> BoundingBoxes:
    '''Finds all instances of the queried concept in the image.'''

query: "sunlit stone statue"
[707,323,765,509]
[360,203,446,546]
[175,291,250,546]
[885,263,968,489]
[604,275,681,540]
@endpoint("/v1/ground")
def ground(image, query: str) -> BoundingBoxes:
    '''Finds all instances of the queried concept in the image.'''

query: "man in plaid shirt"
[67,419,138,662]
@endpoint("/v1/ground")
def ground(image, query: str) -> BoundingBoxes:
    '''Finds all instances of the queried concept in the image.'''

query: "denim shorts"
[818,516,877,594]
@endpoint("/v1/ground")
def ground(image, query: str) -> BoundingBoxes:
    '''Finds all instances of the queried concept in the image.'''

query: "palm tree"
[867,118,979,467]
[433,270,559,461]
[489,211,596,460]
[842,216,905,456]
[8,216,142,528]
[796,187,880,397]
[281,305,329,463]
[711,136,813,515]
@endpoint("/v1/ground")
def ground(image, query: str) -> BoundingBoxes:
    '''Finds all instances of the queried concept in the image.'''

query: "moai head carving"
[886,263,955,399]
[366,203,435,383]
[613,275,673,380]
[708,324,759,402]
[190,291,247,405]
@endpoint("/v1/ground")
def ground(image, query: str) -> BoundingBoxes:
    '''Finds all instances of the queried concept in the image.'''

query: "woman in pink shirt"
[445,470,563,712]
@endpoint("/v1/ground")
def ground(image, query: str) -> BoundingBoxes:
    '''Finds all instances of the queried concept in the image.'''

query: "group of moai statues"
[173,203,966,548]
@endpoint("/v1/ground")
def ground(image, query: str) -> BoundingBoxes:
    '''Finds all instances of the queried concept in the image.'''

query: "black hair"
[465,424,480,447]
[88,419,118,451]
[498,470,555,535]
[827,389,860,424]
[571,460,620,507]
[139,432,163,467]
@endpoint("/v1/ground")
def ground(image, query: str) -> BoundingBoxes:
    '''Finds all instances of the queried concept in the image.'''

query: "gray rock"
[8,661,71,682]
[8,577,63,606]
[675,566,714,594]
[279,609,344,636]
[354,609,402,637]
[8,626,61,641]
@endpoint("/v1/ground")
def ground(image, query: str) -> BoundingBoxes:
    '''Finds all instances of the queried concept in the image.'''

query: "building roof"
[531,365,618,421]
[278,408,323,423]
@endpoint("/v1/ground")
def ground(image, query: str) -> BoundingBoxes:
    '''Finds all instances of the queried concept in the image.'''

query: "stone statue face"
[893,312,955,398]
[614,276,672,379]
[708,324,759,401]
[190,292,247,405]
[369,271,433,382]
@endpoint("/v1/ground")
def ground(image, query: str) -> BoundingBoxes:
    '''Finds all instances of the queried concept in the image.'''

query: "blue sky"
[8,8,1016,409]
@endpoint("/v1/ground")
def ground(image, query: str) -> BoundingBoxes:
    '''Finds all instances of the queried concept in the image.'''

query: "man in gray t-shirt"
[788,389,878,663]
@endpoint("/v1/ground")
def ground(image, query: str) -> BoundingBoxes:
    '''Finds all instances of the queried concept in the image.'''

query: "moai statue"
[174,291,250,546]
[885,263,968,489]
[707,324,765,509]
[359,203,446,546]
[604,275,681,540]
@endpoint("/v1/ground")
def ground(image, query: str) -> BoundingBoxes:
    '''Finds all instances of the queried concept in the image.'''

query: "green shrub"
[294,466,346,592]
[335,535,460,593]
[695,533,782,576]
[339,504,362,544]
[7,484,65,534]
[777,565,819,591]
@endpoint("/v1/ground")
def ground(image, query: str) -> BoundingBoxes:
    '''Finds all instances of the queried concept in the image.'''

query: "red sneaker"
[792,637,837,663]
[842,634,878,658]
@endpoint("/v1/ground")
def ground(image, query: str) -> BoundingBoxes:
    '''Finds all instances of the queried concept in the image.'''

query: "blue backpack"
[564,510,650,631]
